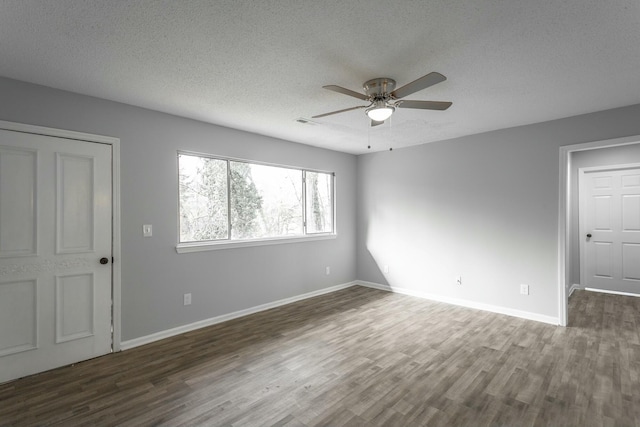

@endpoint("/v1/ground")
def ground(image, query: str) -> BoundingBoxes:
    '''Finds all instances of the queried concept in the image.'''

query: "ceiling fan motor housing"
[363,78,396,100]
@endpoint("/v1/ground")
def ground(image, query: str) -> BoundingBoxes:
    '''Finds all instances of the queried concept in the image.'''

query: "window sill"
[176,234,337,253]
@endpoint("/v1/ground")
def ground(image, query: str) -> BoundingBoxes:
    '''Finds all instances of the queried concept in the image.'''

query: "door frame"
[578,163,640,293]
[558,135,640,326]
[0,120,122,351]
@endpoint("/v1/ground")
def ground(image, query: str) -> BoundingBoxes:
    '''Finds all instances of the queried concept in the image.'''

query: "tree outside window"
[178,153,334,243]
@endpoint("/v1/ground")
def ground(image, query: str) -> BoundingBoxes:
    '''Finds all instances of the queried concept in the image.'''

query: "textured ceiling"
[1,1,639,154]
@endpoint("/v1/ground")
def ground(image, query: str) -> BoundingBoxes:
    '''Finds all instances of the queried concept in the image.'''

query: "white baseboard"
[356,280,559,325]
[120,281,358,350]
[568,283,583,297]
[585,287,640,298]
[121,279,562,351]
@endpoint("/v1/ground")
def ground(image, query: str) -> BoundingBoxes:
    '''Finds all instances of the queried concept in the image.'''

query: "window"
[178,155,228,242]
[305,171,333,234]
[178,153,334,248]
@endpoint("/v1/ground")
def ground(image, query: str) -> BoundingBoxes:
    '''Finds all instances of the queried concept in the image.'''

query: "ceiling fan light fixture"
[366,103,395,121]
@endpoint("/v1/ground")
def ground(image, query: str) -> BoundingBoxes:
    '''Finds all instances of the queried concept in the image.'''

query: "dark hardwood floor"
[1,286,639,426]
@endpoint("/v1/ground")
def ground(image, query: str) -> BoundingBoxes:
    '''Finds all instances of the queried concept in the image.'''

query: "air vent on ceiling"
[295,117,319,125]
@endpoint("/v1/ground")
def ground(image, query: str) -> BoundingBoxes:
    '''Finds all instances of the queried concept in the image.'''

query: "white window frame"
[176,151,336,253]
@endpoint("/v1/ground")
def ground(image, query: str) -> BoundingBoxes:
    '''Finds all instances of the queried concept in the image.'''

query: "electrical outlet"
[183,293,192,306]
[520,284,529,295]
[142,224,152,237]
[325,266,330,275]
[456,276,462,286]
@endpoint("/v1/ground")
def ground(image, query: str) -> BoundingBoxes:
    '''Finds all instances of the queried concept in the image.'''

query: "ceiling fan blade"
[371,120,384,127]
[323,85,369,101]
[391,72,447,99]
[312,105,366,119]
[397,100,452,110]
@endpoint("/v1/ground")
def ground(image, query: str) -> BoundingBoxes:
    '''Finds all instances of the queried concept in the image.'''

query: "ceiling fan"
[313,72,452,127]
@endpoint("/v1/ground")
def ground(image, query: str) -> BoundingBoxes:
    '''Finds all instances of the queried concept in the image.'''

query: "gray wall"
[570,143,640,287]
[4,75,640,333]
[357,104,640,319]
[0,77,357,341]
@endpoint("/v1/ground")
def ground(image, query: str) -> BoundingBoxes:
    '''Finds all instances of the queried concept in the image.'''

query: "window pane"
[305,171,333,234]
[178,154,228,242]
[230,162,303,239]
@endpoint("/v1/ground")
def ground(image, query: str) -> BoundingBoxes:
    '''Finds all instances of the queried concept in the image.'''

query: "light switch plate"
[143,224,152,237]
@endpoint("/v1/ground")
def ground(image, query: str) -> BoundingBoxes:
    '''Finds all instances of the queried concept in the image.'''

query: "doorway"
[579,164,640,294]
[559,135,640,326]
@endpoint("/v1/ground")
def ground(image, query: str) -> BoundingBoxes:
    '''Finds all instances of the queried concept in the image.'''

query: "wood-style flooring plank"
[2,287,640,426]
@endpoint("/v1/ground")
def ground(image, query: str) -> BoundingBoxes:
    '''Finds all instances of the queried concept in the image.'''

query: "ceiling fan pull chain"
[389,116,393,151]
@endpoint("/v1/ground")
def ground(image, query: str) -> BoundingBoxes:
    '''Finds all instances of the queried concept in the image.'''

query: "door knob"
[99,257,109,265]
[586,233,592,238]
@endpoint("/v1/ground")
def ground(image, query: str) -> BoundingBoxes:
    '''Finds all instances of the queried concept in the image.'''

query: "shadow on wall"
[363,188,552,296]
[358,135,559,318]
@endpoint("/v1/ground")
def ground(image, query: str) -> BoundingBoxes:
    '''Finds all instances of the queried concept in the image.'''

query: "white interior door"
[0,129,112,384]
[580,166,640,294]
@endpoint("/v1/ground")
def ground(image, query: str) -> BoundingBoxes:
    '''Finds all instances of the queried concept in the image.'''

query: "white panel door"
[0,129,112,383]
[580,166,640,294]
